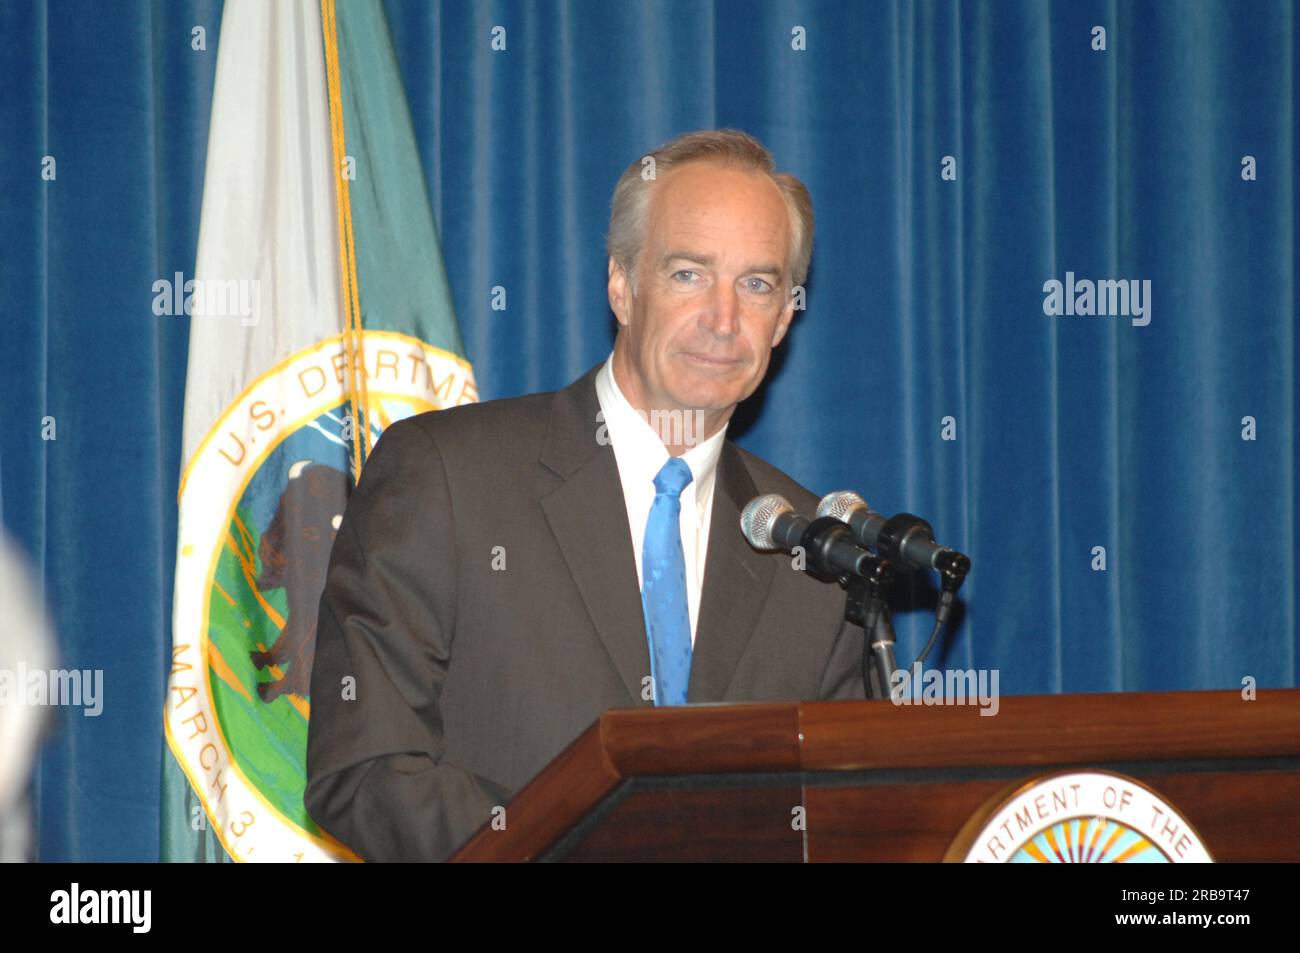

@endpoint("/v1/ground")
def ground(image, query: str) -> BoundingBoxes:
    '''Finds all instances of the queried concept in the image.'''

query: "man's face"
[608,161,797,437]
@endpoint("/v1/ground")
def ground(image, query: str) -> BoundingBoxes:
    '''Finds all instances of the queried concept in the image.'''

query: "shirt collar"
[595,351,728,499]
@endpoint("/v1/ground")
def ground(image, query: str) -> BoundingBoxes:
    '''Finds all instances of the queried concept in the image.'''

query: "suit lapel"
[537,364,778,706]
[538,364,651,705]
[688,442,774,702]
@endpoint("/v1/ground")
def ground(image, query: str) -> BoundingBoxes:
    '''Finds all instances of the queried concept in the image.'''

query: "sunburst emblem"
[1011,816,1165,863]
[946,770,1213,863]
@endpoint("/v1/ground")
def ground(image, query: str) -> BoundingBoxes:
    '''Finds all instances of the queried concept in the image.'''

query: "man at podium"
[305,129,865,861]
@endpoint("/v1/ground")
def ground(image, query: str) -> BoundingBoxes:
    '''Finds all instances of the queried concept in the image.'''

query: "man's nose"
[702,283,740,337]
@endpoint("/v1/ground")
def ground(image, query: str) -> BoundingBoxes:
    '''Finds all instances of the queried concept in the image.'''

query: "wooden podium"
[450,688,1300,861]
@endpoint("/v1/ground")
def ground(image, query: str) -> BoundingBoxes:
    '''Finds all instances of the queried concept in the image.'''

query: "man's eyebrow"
[660,251,714,267]
[660,251,784,276]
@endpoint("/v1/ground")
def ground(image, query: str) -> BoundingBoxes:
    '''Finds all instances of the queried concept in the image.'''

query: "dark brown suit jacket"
[304,363,865,861]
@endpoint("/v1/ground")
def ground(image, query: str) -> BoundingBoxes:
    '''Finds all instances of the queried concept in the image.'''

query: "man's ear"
[771,296,796,348]
[607,257,632,328]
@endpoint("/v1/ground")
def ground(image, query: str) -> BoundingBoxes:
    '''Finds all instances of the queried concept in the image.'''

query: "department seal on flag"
[945,769,1213,863]
[166,330,475,862]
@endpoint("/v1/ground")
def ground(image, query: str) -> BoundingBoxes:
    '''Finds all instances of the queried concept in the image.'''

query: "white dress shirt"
[594,352,728,645]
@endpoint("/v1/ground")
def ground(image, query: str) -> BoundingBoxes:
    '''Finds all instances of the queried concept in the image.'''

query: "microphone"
[817,490,970,586]
[740,494,885,582]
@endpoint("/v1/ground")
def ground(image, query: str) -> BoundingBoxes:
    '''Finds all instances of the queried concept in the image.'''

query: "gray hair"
[606,128,814,293]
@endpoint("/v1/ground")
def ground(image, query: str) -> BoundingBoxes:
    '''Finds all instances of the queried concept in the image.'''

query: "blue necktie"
[642,457,694,706]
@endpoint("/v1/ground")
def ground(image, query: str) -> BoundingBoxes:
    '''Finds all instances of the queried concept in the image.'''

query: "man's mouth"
[681,352,740,367]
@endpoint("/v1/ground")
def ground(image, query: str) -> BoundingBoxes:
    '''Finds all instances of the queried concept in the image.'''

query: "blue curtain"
[1,0,1294,861]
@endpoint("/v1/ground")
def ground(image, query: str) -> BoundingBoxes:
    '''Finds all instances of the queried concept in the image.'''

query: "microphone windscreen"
[740,493,792,550]
[816,489,868,522]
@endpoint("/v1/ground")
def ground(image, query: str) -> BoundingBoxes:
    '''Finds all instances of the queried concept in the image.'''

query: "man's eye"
[744,277,774,294]
[671,270,698,283]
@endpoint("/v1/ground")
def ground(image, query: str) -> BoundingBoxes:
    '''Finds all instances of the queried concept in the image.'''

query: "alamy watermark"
[0,663,103,716]
[152,270,262,326]
[889,663,999,716]
[596,407,710,449]
[50,883,150,932]
[1043,271,1151,327]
